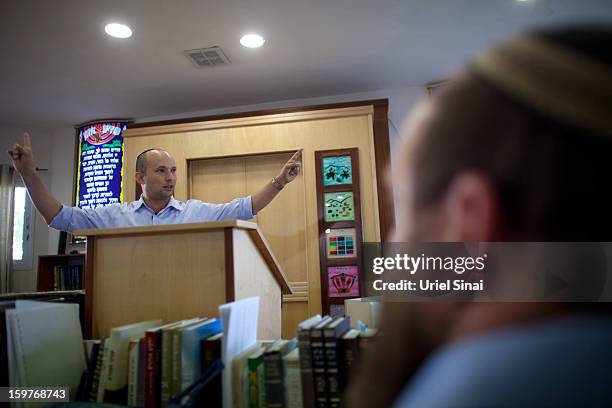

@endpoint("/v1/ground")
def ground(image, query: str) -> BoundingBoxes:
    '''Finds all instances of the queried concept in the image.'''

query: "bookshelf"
[36,253,85,292]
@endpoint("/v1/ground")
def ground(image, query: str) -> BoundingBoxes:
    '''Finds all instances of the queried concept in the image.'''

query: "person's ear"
[135,171,145,186]
[441,171,502,242]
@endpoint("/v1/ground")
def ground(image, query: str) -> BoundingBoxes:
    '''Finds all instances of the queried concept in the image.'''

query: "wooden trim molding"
[372,101,394,241]
[282,281,309,303]
[73,219,258,237]
[125,106,374,138]
[128,100,386,131]
[224,228,235,302]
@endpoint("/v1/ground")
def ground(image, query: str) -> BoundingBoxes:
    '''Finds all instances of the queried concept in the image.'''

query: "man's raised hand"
[277,149,303,185]
[7,132,35,174]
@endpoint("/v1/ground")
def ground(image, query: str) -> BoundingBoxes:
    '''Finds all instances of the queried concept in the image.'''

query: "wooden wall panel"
[92,230,226,338]
[189,156,246,204]
[244,153,308,284]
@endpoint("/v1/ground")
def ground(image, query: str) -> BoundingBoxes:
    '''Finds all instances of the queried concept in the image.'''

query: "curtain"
[0,164,15,294]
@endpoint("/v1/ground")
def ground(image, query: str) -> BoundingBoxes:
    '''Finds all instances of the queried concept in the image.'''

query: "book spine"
[180,332,195,392]
[71,265,77,290]
[128,339,140,406]
[257,361,266,408]
[76,342,99,401]
[324,336,341,408]
[89,340,106,402]
[144,332,159,408]
[96,339,111,402]
[339,336,359,394]
[311,328,327,408]
[264,352,285,408]
[63,265,69,290]
[248,358,260,408]
[284,360,303,408]
[75,265,81,289]
[68,266,74,290]
[298,329,316,408]
[179,322,221,392]
[53,266,59,291]
[59,265,65,291]
[137,337,146,407]
[160,330,173,407]
[170,329,182,398]
[200,337,221,373]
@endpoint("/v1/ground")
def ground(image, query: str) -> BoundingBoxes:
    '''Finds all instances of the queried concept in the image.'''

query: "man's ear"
[442,171,502,242]
[135,172,145,186]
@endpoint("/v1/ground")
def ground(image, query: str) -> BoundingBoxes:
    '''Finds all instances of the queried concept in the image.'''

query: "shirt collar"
[133,195,184,212]
[167,196,184,211]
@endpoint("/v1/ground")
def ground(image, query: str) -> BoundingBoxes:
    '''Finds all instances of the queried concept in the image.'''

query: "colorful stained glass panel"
[328,265,359,297]
[324,192,355,222]
[323,155,353,186]
[326,228,357,258]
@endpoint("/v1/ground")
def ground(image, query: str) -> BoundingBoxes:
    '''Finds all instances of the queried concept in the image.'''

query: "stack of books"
[220,314,377,408]
[4,298,377,408]
[78,317,224,407]
[52,264,83,290]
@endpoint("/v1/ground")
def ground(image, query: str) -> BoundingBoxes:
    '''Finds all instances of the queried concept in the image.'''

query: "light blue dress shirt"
[49,195,254,232]
[392,314,612,407]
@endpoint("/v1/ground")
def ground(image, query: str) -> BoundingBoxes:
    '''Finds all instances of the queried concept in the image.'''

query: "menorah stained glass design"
[322,155,353,186]
[328,265,359,297]
[324,192,355,221]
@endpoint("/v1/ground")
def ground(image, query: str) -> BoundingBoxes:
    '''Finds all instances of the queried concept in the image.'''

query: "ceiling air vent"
[184,46,231,68]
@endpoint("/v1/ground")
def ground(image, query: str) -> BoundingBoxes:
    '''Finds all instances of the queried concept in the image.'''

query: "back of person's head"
[413,25,612,241]
[344,25,612,408]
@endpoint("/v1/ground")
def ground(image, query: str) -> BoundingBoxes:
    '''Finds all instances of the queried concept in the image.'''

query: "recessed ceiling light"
[240,34,265,48]
[105,23,133,39]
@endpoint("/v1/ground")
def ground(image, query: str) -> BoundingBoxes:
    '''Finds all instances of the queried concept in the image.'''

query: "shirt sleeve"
[191,196,254,221]
[48,205,109,232]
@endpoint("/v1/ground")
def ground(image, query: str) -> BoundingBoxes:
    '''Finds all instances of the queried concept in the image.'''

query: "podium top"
[75,220,293,294]
[73,219,257,237]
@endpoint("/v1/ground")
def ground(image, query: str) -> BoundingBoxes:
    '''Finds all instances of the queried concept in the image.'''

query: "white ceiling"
[1,0,611,126]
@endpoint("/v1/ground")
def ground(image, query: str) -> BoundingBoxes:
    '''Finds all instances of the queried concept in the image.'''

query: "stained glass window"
[326,228,356,258]
[322,156,353,186]
[324,192,355,222]
[328,265,359,297]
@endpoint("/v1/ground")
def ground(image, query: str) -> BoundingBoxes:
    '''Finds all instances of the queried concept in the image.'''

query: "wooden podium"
[75,220,292,339]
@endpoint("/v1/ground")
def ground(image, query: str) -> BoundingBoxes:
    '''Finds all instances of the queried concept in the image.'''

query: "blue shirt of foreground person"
[7,137,302,232]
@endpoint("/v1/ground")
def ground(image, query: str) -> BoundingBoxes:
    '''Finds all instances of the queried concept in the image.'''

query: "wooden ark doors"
[189,152,310,338]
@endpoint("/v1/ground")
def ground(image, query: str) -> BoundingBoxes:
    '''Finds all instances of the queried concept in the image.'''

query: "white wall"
[0,125,75,292]
[0,85,425,292]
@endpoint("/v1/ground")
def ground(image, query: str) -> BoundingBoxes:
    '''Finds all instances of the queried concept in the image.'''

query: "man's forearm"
[19,169,63,224]
[251,180,282,214]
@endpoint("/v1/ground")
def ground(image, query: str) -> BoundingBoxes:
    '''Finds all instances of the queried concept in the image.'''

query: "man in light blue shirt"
[8,133,302,232]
